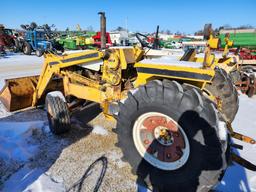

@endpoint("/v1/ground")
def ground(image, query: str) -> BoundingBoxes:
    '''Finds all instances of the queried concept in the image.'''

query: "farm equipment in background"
[57,13,112,50]
[136,26,177,50]
[57,33,95,50]
[92,32,112,48]
[0,25,19,54]
[218,28,256,97]
[219,28,256,50]
[187,24,241,85]
[235,65,256,97]
[1,12,256,192]
[56,24,96,50]
[3,28,19,52]
[17,22,63,57]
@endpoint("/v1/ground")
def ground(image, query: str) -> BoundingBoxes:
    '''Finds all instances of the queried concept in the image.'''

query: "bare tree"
[166,29,171,35]
[223,24,232,29]
[237,24,254,29]
[116,26,126,31]
[175,31,181,35]
[87,25,94,32]
[194,30,203,36]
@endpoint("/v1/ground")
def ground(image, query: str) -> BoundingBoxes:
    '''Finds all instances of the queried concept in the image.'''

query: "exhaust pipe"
[98,12,106,49]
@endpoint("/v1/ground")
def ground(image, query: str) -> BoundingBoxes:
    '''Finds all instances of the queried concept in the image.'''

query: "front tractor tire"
[116,80,228,192]
[45,92,71,134]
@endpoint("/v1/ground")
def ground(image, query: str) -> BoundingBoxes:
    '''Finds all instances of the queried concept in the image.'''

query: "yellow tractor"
[0,14,255,191]
[176,24,240,123]
[196,24,240,83]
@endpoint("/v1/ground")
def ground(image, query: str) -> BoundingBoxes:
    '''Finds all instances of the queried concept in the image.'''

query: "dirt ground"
[0,103,140,192]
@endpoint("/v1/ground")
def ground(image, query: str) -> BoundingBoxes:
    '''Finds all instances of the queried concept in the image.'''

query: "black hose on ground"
[67,155,108,192]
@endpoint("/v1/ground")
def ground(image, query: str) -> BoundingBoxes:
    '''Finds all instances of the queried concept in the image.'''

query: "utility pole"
[125,17,128,32]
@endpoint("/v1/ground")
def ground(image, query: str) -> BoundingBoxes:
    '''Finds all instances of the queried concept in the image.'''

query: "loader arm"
[32,50,104,106]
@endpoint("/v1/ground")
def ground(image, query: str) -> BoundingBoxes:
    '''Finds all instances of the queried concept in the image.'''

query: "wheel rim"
[133,112,190,170]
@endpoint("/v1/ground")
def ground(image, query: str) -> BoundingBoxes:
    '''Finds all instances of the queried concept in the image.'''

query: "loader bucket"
[0,76,39,112]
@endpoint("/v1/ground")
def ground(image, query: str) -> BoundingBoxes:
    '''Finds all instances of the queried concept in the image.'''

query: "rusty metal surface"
[142,116,185,162]
[231,131,256,144]
[236,66,256,97]
[226,121,256,144]
[0,76,39,111]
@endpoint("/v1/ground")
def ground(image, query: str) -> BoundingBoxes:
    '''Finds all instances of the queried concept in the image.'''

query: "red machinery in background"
[92,32,112,48]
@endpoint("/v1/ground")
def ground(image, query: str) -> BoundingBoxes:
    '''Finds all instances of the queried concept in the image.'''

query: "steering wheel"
[135,33,153,48]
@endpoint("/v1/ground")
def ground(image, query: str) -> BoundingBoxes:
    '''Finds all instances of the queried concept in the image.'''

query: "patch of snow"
[2,166,45,192]
[0,120,46,189]
[140,56,203,68]
[63,50,87,54]
[196,51,236,59]
[146,48,184,57]
[0,121,44,162]
[24,172,65,192]
[107,150,127,168]
[0,101,10,119]
[79,59,102,71]
[215,94,256,192]
[0,53,43,90]
[2,165,65,192]
[92,125,108,135]
[250,176,256,191]
[218,121,228,141]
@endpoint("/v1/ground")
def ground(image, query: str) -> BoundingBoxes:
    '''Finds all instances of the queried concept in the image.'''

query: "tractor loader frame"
[0,47,214,117]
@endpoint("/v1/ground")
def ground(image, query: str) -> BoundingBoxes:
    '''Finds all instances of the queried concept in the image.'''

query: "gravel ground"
[46,112,138,192]
[0,103,139,192]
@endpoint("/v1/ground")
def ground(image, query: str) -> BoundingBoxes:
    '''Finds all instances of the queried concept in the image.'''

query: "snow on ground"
[0,102,10,118]
[141,56,202,68]
[92,125,108,136]
[0,53,43,88]
[0,110,67,192]
[0,119,67,191]
[215,94,256,192]
[0,106,138,192]
[0,53,256,192]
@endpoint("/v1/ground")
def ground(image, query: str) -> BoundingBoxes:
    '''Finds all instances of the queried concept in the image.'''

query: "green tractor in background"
[56,25,96,50]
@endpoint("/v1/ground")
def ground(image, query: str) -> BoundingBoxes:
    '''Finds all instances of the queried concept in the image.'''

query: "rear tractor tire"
[45,91,71,134]
[116,80,229,192]
[204,67,239,122]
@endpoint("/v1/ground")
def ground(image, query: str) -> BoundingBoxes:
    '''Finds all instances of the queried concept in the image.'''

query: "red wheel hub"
[139,116,186,162]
